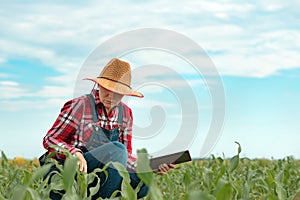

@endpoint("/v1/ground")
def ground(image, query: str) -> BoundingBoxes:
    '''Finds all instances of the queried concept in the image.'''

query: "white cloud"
[45,71,80,87]
[255,0,287,12]
[135,78,206,92]
[125,97,174,109]
[0,0,299,90]
[199,1,254,14]
[185,24,300,77]
[0,57,5,63]
[0,82,64,101]
[0,39,81,74]
[259,30,300,52]
[33,85,73,98]
[0,73,9,78]
[0,81,19,86]
[0,81,27,99]
[209,33,300,77]
[1,0,299,159]
[0,98,66,111]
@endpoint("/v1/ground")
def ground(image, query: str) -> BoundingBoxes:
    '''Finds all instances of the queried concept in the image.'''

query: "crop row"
[1,143,300,199]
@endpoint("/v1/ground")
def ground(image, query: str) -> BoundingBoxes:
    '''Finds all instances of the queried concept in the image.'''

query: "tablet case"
[149,150,192,170]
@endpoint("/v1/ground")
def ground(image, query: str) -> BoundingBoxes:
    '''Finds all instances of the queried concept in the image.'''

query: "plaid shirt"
[43,89,137,170]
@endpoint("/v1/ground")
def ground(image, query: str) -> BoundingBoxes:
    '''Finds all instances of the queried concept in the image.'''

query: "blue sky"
[0,0,299,159]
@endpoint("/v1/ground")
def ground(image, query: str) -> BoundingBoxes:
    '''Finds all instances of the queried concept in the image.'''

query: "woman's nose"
[107,91,114,98]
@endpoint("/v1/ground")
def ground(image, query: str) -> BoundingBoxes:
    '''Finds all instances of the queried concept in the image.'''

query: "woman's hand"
[155,163,175,175]
[75,152,87,173]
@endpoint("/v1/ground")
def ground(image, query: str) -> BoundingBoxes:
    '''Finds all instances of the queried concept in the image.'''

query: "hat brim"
[84,78,144,98]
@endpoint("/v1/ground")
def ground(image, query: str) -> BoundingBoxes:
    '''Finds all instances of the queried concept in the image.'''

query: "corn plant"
[1,142,300,200]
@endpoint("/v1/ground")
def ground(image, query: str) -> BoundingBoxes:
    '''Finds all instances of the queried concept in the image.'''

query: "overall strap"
[86,94,98,122]
[118,103,124,143]
[117,103,123,126]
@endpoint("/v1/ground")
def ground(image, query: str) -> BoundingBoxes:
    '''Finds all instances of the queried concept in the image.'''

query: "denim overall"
[85,94,123,151]
[47,94,148,199]
[83,94,148,199]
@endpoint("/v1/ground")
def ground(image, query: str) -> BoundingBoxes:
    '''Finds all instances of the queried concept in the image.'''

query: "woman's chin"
[103,103,114,112]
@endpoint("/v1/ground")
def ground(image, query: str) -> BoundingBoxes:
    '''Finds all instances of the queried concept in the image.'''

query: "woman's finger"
[169,163,176,168]
[159,164,168,172]
[75,152,87,173]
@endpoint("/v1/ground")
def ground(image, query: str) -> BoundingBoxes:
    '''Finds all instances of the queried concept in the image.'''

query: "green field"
[1,143,300,200]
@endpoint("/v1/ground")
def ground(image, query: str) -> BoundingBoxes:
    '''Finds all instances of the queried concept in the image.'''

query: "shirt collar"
[92,89,102,106]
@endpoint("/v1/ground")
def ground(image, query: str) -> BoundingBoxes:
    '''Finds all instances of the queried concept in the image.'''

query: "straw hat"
[84,58,143,98]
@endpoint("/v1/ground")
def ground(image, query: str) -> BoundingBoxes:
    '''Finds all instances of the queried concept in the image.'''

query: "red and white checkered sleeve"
[43,97,84,156]
[121,104,138,170]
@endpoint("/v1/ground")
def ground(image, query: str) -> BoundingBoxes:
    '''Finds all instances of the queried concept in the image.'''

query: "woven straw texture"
[85,58,143,98]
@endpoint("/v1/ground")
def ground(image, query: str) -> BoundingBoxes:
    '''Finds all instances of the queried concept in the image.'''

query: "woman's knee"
[84,142,128,167]
[110,142,128,165]
[111,142,127,158]
[112,141,126,151]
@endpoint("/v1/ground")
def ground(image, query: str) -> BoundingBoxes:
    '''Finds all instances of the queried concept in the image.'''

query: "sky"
[0,0,299,160]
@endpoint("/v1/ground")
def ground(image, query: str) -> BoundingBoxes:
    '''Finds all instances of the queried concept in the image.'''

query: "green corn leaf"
[88,180,100,198]
[62,156,78,192]
[147,182,163,200]
[11,185,27,200]
[0,194,5,200]
[229,155,239,173]
[275,171,287,200]
[112,162,136,200]
[76,171,88,199]
[87,171,101,197]
[276,186,287,200]
[234,141,242,154]
[22,170,32,185]
[112,162,130,182]
[121,180,136,200]
[136,149,163,200]
[266,194,279,200]
[136,149,154,187]
[25,187,40,200]
[265,170,275,188]
[1,151,8,168]
[183,170,191,187]
[227,142,242,173]
[49,174,64,191]
[188,191,216,200]
[29,163,52,185]
[216,183,233,200]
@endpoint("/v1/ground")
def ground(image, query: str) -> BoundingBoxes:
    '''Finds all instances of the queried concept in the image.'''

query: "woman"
[42,58,173,199]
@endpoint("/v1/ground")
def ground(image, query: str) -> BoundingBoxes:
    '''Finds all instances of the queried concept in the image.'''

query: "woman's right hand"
[75,152,87,173]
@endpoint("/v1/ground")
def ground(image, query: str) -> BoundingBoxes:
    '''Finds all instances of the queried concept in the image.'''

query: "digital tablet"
[149,150,192,170]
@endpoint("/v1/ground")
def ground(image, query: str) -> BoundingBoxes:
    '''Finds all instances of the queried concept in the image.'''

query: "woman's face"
[98,86,124,113]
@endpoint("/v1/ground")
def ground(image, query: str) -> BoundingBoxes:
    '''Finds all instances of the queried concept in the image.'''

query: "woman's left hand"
[156,163,175,175]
